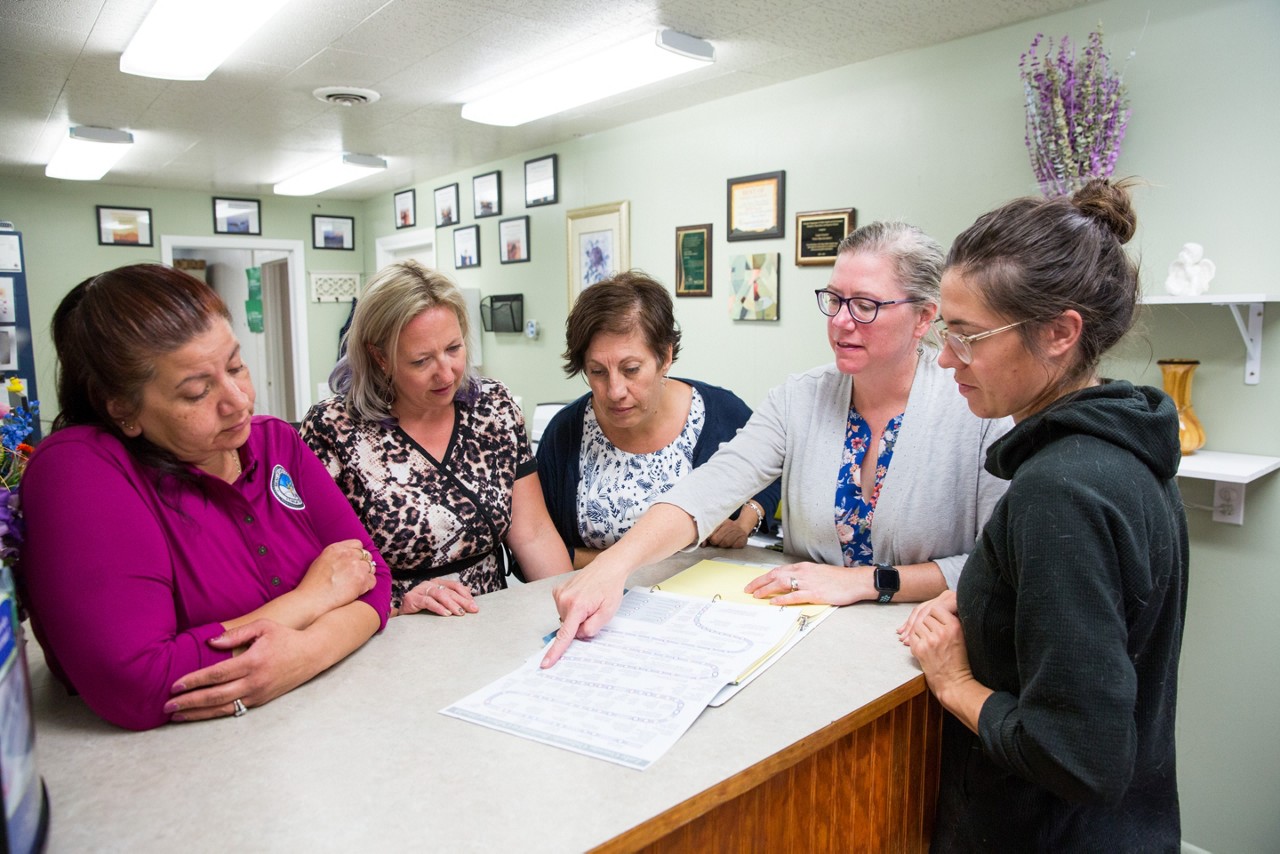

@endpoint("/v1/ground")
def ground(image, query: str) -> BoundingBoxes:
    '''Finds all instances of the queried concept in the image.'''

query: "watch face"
[875,566,900,592]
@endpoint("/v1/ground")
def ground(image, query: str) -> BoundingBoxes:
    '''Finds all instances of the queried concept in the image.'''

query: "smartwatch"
[873,564,900,604]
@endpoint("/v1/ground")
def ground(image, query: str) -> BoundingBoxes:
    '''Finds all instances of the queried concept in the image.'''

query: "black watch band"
[873,563,900,604]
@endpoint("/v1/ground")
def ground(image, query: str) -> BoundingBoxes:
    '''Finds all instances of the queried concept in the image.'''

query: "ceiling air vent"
[313,87,381,107]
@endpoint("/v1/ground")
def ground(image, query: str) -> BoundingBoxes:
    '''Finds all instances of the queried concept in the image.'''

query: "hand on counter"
[165,619,315,722]
[398,578,478,617]
[896,590,957,645]
[541,565,627,668]
[744,561,873,606]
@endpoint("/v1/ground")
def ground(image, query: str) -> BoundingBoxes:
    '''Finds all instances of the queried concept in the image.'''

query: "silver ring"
[232,698,248,717]
[789,577,799,592]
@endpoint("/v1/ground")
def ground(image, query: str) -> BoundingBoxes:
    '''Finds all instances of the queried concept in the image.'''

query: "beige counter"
[28,548,938,852]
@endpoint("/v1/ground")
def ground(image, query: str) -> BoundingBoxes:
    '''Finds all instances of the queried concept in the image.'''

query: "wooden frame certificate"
[727,170,785,241]
[674,224,712,297]
[795,208,856,266]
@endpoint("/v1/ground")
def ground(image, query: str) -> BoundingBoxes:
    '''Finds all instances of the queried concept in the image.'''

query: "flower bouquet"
[1020,26,1131,197]
[0,389,38,566]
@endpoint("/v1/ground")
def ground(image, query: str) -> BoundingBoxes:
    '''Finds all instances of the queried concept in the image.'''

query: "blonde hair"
[329,260,474,421]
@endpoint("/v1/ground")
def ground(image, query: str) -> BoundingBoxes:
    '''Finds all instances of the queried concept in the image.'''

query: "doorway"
[161,235,310,420]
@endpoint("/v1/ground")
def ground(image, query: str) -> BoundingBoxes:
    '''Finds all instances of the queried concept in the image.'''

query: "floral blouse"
[301,379,535,607]
[834,407,904,566]
[576,388,706,549]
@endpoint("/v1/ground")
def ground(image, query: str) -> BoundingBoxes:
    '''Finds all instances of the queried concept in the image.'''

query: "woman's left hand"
[907,604,973,696]
[743,562,872,607]
[703,503,761,549]
[164,620,314,722]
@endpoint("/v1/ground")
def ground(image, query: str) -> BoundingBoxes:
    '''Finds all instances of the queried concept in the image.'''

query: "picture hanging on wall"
[434,183,460,227]
[674,223,712,297]
[499,216,530,264]
[312,215,355,250]
[212,197,261,235]
[394,189,416,229]
[566,201,630,302]
[473,171,502,218]
[96,205,153,246]
[524,154,558,207]
[795,208,856,266]
[454,224,480,269]
[729,253,779,321]
[726,170,785,241]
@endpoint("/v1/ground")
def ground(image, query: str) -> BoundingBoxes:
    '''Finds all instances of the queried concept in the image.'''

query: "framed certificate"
[795,208,856,266]
[726,171,785,241]
[674,224,712,297]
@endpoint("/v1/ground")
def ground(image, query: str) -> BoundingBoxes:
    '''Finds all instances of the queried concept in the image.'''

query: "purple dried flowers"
[1021,26,1131,197]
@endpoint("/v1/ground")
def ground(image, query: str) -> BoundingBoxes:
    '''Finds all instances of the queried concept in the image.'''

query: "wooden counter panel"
[596,676,942,853]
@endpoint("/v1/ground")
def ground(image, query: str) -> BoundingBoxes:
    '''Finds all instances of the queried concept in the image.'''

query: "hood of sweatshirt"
[986,380,1181,482]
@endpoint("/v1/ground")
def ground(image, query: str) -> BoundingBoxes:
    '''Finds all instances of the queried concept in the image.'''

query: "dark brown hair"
[946,178,1140,391]
[51,263,232,480]
[562,271,681,377]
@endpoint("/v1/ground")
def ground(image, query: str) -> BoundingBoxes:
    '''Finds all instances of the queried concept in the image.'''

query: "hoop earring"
[916,344,924,356]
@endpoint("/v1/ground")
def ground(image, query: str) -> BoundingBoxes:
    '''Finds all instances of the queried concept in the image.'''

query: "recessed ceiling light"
[45,126,134,181]
[121,0,291,81]
[273,153,388,196]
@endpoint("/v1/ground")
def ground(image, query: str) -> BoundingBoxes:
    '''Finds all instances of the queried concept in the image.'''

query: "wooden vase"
[1158,359,1206,455]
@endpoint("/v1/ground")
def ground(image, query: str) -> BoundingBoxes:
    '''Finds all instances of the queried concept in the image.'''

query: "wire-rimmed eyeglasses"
[934,317,1033,365]
[814,289,927,324]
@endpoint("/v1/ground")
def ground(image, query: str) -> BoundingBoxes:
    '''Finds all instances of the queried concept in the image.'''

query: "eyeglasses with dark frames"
[814,289,927,324]
[933,317,1034,365]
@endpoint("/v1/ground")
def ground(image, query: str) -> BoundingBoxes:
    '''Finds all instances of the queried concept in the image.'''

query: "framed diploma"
[795,208,856,266]
[726,170,785,241]
[674,224,712,297]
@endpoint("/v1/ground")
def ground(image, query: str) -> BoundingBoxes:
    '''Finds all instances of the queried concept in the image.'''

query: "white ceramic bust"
[1165,242,1216,296]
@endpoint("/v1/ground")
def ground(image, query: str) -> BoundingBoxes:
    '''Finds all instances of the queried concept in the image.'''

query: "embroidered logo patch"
[270,465,305,510]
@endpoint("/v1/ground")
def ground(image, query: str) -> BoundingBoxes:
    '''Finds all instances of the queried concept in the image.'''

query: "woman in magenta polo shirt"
[19,264,391,731]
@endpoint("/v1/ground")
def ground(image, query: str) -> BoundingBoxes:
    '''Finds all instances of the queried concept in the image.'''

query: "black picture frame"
[473,171,502,218]
[499,216,531,264]
[726,170,786,241]
[453,224,481,269]
[212,197,261,235]
[394,189,416,229]
[96,205,153,246]
[434,183,459,227]
[312,214,355,250]
[524,154,558,207]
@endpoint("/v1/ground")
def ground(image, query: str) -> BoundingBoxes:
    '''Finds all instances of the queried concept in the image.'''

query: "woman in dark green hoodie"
[903,178,1188,852]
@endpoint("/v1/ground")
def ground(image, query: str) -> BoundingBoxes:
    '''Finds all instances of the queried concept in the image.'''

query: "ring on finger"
[789,576,800,592]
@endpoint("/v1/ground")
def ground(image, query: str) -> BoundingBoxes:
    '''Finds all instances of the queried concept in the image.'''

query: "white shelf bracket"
[1223,301,1263,385]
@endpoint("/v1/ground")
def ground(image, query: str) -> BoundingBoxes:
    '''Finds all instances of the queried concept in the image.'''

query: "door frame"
[161,234,311,417]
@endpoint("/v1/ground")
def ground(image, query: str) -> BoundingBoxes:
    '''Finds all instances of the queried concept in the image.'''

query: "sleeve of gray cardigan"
[659,382,788,544]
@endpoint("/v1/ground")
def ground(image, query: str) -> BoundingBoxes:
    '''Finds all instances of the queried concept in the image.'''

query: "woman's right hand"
[398,579,478,617]
[897,590,957,646]
[541,565,627,668]
[296,539,378,616]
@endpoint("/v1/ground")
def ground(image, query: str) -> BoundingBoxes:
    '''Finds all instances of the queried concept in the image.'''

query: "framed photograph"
[566,201,630,301]
[312,215,355,250]
[499,216,530,264]
[212,197,261,235]
[524,154,558,207]
[726,170,785,241]
[453,224,480,269]
[394,189,417,229]
[796,208,856,266]
[729,253,780,321]
[434,183,459,228]
[674,223,712,297]
[96,205,153,246]
[0,327,16,371]
[473,171,502,218]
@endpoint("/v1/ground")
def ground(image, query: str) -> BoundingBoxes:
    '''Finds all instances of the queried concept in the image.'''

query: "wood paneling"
[594,675,943,853]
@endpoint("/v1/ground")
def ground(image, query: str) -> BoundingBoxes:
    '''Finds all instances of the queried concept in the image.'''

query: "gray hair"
[837,221,945,306]
[329,260,474,422]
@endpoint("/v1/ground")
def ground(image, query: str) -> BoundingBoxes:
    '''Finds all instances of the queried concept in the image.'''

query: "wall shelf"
[1141,293,1277,385]
[1175,450,1280,526]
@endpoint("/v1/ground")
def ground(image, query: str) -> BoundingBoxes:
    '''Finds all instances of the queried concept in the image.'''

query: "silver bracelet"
[743,501,765,534]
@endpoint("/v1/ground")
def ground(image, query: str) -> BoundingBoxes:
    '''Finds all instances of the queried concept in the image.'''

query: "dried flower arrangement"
[1020,27,1132,197]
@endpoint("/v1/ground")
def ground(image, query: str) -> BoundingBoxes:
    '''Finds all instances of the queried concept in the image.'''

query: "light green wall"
[363,1,1279,851]
[0,178,365,419]
[3,0,1276,849]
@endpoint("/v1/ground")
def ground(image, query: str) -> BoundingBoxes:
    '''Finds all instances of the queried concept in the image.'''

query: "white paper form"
[440,589,798,769]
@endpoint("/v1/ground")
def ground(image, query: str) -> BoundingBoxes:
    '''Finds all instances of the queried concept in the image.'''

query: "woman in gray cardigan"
[543,221,1010,667]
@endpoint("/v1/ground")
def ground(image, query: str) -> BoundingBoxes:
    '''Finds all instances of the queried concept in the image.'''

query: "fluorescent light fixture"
[461,28,715,127]
[45,126,134,181]
[273,153,388,196]
[121,0,290,81]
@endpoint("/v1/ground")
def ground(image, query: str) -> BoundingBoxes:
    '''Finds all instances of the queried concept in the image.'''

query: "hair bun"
[1071,178,1137,245]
